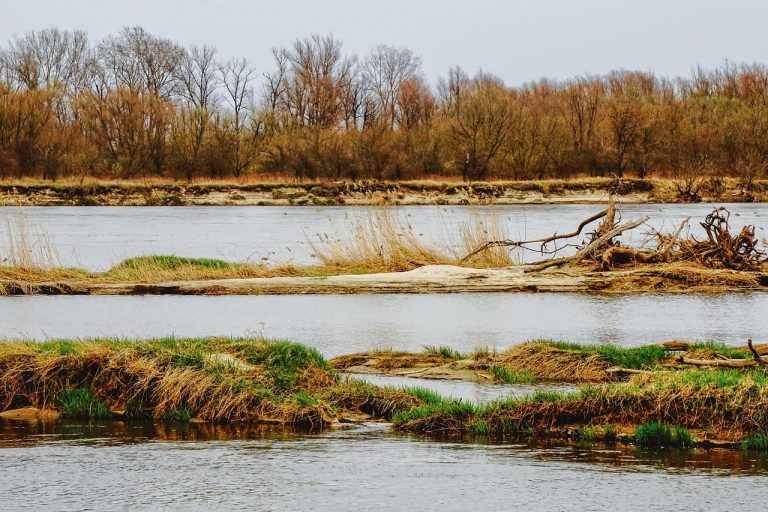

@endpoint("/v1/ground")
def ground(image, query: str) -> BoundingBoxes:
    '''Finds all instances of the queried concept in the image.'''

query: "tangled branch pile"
[463,202,765,272]
[670,208,766,271]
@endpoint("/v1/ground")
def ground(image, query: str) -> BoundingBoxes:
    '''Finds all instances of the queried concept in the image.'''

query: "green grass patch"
[741,432,768,451]
[490,365,536,384]
[240,340,333,391]
[400,387,445,405]
[574,424,597,442]
[160,407,193,422]
[392,401,477,424]
[635,422,694,448]
[422,345,464,359]
[109,255,241,272]
[58,388,110,419]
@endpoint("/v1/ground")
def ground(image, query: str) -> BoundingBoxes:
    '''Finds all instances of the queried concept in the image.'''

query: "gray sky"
[3,0,768,86]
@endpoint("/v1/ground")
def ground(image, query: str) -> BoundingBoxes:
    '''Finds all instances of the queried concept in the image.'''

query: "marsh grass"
[394,368,768,441]
[0,337,340,428]
[58,388,110,419]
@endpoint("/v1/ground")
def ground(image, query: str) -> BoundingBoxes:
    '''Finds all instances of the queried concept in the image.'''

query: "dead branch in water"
[460,207,610,263]
[525,215,650,273]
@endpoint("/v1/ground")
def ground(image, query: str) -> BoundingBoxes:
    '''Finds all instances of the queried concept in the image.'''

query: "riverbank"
[1,177,766,206]
[331,340,768,384]
[2,338,768,449]
[3,261,766,295]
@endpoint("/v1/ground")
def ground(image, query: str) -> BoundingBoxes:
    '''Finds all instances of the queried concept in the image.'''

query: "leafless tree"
[97,26,183,98]
[2,28,92,93]
[362,45,422,129]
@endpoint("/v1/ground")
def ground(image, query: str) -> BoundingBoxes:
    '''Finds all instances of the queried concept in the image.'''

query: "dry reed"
[308,208,516,272]
[0,211,60,269]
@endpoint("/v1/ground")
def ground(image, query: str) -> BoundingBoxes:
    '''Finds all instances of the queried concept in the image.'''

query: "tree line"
[1,26,767,184]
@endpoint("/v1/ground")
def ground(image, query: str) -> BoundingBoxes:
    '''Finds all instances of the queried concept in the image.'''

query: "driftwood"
[460,207,610,263]
[462,202,764,275]
[658,339,768,356]
[677,339,767,368]
[525,215,650,273]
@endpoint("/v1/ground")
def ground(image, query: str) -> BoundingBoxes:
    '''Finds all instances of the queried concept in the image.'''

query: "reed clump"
[308,209,516,272]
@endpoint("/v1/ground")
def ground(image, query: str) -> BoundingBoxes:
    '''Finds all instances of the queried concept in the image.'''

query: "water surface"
[2,293,765,356]
[1,418,766,511]
[2,203,765,269]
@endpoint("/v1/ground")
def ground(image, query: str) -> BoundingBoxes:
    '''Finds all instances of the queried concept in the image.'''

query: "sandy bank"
[6,263,766,296]
[1,177,766,206]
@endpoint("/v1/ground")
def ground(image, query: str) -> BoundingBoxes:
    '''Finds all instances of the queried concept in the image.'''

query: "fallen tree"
[462,202,766,274]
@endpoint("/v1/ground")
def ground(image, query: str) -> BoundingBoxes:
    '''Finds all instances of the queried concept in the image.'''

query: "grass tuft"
[58,388,110,419]
[422,345,464,360]
[490,365,536,384]
[741,432,768,451]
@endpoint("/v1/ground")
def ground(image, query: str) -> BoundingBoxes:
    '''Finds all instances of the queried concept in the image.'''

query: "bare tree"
[2,28,92,93]
[271,34,358,128]
[177,44,219,110]
[218,57,255,176]
[362,45,421,129]
[97,26,183,98]
[450,75,515,180]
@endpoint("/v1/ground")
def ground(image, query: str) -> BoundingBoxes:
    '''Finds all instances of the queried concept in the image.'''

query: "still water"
[0,418,767,511]
[1,292,765,356]
[1,203,765,269]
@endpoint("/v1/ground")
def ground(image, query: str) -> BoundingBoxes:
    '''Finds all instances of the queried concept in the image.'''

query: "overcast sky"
[3,0,768,86]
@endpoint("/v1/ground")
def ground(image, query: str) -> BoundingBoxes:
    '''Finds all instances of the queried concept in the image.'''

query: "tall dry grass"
[0,211,60,269]
[308,209,517,272]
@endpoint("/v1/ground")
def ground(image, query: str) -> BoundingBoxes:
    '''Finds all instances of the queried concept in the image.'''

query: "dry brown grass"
[0,211,60,269]
[330,351,457,371]
[0,338,339,428]
[308,209,516,272]
[494,343,616,382]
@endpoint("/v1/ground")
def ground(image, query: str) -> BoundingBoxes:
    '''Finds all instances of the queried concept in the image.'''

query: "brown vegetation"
[2,28,768,189]
[0,338,439,429]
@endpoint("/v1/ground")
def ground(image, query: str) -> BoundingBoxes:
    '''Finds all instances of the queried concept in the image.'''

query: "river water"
[1,418,767,511]
[2,203,768,510]
[1,203,765,269]
[1,293,765,355]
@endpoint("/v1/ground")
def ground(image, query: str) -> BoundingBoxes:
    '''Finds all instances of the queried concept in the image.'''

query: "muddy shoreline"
[1,177,766,206]
[5,263,766,296]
